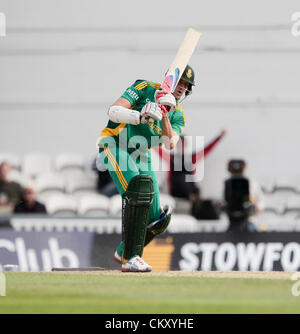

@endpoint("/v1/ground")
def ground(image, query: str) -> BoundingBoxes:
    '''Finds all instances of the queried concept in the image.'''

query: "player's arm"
[163,108,185,150]
[112,97,132,109]
[107,80,147,125]
[107,97,141,125]
[108,97,163,126]
[161,112,179,150]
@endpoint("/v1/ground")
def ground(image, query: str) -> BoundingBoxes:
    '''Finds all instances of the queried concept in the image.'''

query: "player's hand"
[140,102,163,124]
[157,104,169,119]
[154,90,176,113]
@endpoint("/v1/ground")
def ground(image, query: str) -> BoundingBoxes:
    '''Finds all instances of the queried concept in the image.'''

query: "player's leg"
[99,144,154,271]
[114,150,173,259]
[141,168,173,247]
[99,144,138,263]
[138,150,173,246]
[99,144,137,196]
[112,155,174,269]
[121,174,154,272]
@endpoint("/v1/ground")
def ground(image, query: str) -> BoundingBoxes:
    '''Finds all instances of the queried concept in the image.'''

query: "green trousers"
[99,145,161,224]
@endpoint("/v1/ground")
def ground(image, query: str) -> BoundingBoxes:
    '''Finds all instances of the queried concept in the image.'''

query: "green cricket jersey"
[98,80,186,149]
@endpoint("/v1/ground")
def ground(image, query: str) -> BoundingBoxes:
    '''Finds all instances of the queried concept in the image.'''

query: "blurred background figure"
[224,159,264,232]
[156,130,226,219]
[92,156,118,197]
[0,161,23,214]
[14,184,47,214]
[170,135,201,204]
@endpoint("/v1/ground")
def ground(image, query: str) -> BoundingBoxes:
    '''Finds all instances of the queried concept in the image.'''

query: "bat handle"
[163,105,171,112]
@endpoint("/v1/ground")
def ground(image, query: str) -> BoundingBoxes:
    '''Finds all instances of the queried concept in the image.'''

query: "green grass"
[0,273,299,314]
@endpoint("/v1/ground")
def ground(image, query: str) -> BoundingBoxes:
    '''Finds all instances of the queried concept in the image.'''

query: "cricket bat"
[161,27,202,93]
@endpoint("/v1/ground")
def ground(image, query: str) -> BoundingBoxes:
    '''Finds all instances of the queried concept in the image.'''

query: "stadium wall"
[0,0,300,199]
[1,227,300,272]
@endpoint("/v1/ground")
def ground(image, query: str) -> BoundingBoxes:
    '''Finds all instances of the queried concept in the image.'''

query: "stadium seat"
[159,193,176,209]
[109,194,122,216]
[257,210,283,220]
[172,197,190,214]
[55,153,86,174]
[37,192,59,206]
[263,191,294,215]
[274,175,299,193]
[0,153,21,171]
[78,194,110,216]
[282,211,300,220]
[66,171,97,196]
[23,152,52,179]
[255,211,285,230]
[9,170,33,187]
[284,195,300,214]
[167,214,199,233]
[45,194,78,216]
[35,172,66,195]
[257,174,276,194]
[84,170,98,181]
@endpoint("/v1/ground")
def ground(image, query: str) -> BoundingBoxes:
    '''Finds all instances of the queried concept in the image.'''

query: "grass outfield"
[0,271,299,314]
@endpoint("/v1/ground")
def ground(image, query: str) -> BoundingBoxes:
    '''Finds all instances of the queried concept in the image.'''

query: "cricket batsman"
[97,65,195,272]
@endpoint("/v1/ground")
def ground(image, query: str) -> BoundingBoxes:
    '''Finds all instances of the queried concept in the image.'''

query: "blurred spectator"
[0,161,23,213]
[224,159,264,232]
[14,185,47,214]
[156,130,226,219]
[169,136,202,215]
[92,156,118,197]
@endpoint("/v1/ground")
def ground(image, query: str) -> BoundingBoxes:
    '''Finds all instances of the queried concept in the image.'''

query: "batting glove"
[154,90,177,113]
[140,102,163,124]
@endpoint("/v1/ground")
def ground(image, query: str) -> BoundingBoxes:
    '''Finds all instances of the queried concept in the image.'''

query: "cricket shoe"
[121,256,152,272]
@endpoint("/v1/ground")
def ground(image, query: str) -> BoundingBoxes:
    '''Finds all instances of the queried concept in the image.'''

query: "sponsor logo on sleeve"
[126,89,139,101]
